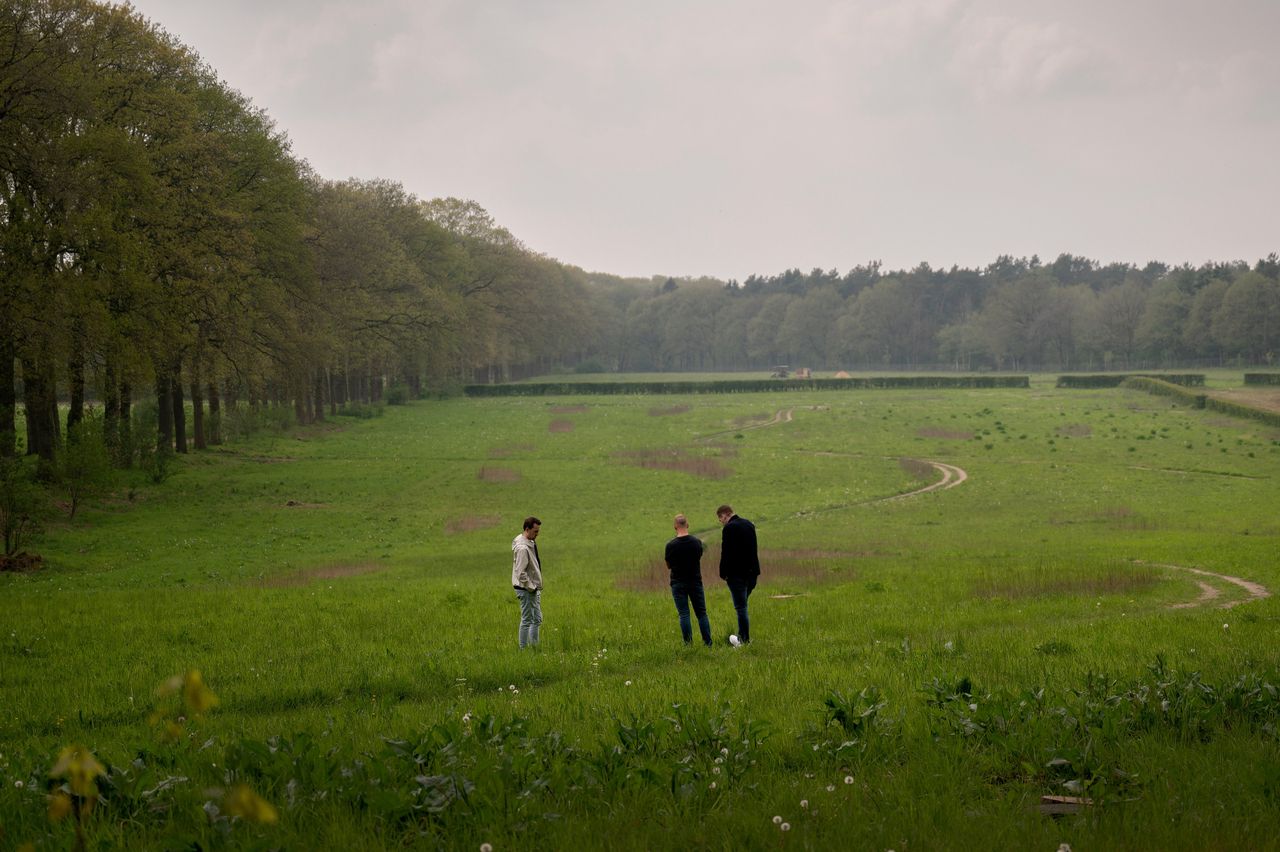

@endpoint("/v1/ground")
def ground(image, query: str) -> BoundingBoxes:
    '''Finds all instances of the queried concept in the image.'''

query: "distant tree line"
[601,255,1280,374]
[3,1,1278,477]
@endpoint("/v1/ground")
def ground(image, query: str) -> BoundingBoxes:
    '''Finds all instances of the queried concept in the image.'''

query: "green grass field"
[3,379,1279,850]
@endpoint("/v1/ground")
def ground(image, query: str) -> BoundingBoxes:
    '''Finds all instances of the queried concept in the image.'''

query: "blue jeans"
[671,580,712,646]
[514,587,541,648]
[726,576,758,643]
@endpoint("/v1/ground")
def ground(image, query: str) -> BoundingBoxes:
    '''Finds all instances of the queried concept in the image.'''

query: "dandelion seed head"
[481,844,493,852]
[800,799,808,808]
[709,781,716,789]
[625,680,632,686]
[14,780,23,788]
[781,822,791,831]
[826,785,835,792]
[773,815,783,824]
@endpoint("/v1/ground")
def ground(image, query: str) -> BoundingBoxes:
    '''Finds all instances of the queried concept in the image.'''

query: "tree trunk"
[102,361,119,459]
[67,348,85,435]
[118,381,132,466]
[156,371,173,451]
[20,356,56,469]
[207,381,221,445]
[0,338,14,458]
[293,378,307,425]
[190,378,206,450]
[171,372,187,454]
[313,371,325,423]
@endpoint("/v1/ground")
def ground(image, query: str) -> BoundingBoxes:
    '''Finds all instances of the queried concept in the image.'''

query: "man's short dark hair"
[523,516,542,530]
[716,504,733,517]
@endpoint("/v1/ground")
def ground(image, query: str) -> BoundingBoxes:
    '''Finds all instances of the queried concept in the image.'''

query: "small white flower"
[625,680,632,686]
[1057,845,1071,852]
[720,747,729,755]
[781,822,791,832]
[509,684,516,691]
[709,781,717,789]
[1223,623,1230,630]
[714,756,724,764]
[773,815,783,824]
[712,767,721,775]
[481,844,494,852]
[826,785,835,792]
[844,775,854,785]
[14,780,23,789]
[800,799,808,808]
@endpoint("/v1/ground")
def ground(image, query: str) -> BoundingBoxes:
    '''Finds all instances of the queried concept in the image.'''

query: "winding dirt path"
[883,460,968,502]
[1137,560,1272,609]
[697,406,1270,611]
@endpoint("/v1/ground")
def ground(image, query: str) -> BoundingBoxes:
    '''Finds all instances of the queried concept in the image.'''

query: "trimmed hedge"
[1123,377,1280,428]
[1058,373,1205,388]
[464,375,1031,397]
[1121,377,1206,408]
[1244,373,1280,386]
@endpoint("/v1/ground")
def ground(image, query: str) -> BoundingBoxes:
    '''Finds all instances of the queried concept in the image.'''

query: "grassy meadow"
[3,377,1280,850]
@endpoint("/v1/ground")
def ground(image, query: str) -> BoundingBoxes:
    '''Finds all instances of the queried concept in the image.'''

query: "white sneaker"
[729,634,742,647]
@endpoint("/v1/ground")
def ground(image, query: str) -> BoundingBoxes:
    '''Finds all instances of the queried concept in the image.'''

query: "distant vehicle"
[794,367,811,379]
[770,365,790,378]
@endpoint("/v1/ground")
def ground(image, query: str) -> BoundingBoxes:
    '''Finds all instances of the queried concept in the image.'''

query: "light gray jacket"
[511,534,542,591]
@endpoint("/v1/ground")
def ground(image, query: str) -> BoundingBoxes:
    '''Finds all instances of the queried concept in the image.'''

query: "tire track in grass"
[1136,560,1272,609]
[701,407,1269,612]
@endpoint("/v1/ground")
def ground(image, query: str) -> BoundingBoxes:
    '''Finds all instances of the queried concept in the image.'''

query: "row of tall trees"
[595,256,1280,373]
[1,0,600,471]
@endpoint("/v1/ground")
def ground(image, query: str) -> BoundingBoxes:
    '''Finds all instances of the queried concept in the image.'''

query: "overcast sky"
[125,0,1279,280]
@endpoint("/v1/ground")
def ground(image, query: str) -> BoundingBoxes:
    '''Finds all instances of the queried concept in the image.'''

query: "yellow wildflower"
[49,745,106,799]
[47,791,73,822]
[182,670,219,716]
[224,784,279,824]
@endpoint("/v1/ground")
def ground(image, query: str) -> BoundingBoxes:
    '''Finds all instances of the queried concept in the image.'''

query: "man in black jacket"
[716,504,760,645]
[665,513,712,646]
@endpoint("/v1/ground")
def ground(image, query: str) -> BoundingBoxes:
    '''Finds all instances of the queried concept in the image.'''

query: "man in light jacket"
[511,516,543,648]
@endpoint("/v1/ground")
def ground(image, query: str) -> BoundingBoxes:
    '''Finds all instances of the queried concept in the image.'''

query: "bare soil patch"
[478,466,521,483]
[1207,388,1280,415]
[445,514,503,534]
[898,457,937,481]
[649,404,691,417]
[974,562,1160,600]
[1056,423,1093,438]
[916,427,974,440]
[548,419,575,433]
[0,552,43,573]
[489,444,535,458]
[285,500,326,509]
[613,448,732,479]
[261,562,382,588]
[549,405,589,414]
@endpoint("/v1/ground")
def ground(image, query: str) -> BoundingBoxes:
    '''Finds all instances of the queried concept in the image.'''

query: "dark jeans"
[670,579,712,646]
[726,576,758,643]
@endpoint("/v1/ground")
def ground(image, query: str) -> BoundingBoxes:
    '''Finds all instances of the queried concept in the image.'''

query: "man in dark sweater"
[665,513,712,646]
[717,504,760,645]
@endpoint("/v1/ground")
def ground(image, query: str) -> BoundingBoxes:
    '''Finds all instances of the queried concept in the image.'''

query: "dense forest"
[3,0,1278,473]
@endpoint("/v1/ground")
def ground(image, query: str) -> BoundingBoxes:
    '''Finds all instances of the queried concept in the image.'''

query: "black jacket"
[718,515,760,580]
